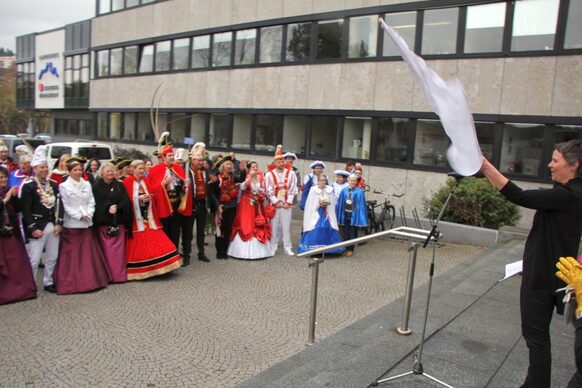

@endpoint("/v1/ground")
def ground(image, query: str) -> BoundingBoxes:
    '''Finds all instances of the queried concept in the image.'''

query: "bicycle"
[364,189,404,235]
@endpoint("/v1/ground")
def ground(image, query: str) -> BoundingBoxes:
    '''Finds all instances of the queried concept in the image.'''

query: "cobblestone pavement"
[0,220,483,388]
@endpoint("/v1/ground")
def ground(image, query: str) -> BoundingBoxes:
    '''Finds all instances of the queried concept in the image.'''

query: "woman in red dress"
[227,161,272,259]
[122,160,181,280]
[49,153,70,186]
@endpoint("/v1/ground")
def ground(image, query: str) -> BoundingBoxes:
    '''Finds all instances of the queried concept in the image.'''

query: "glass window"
[209,114,231,148]
[232,114,251,149]
[172,38,190,70]
[168,114,188,143]
[499,123,545,175]
[110,113,122,140]
[348,15,377,58]
[123,113,136,141]
[79,120,91,137]
[474,122,495,160]
[414,120,449,167]
[555,125,582,144]
[212,32,232,67]
[192,35,210,68]
[110,47,123,75]
[564,0,582,49]
[97,50,109,77]
[139,44,154,73]
[310,116,338,158]
[124,46,138,74]
[376,118,409,163]
[138,112,155,142]
[317,19,343,60]
[421,8,459,55]
[383,12,416,56]
[511,0,559,51]
[97,113,108,139]
[142,0,155,3]
[464,3,506,54]
[127,0,139,7]
[82,54,89,67]
[99,0,111,14]
[259,26,282,64]
[65,56,73,69]
[234,29,256,66]
[190,114,207,143]
[256,115,283,152]
[112,0,124,11]
[155,40,171,72]
[286,23,311,62]
[342,117,372,160]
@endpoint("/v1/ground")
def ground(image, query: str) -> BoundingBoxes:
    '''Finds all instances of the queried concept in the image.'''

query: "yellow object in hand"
[556,256,582,317]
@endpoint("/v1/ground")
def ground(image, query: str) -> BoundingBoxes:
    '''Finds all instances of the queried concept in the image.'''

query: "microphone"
[447,171,485,180]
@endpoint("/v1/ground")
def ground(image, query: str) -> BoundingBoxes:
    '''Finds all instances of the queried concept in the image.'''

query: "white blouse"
[59,177,95,228]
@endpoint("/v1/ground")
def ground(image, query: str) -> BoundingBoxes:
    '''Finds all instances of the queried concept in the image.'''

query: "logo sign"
[37,54,60,99]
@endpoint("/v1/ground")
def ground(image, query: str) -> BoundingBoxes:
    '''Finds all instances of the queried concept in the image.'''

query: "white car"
[46,142,114,169]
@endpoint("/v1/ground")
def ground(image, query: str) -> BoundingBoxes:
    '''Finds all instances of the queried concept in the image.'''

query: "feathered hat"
[273,144,284,160]
[15,144,34,163]
[158,131,173,156]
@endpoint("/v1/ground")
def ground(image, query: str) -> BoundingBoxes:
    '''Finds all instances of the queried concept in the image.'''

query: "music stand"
[373,177,462,388]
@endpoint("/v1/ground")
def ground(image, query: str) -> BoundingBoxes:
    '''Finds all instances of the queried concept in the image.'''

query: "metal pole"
[397,242,418,335]
[307,257,321,345]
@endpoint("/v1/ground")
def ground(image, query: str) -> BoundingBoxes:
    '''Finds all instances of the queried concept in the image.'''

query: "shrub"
[113,146,151,162]
[423,177,520,229]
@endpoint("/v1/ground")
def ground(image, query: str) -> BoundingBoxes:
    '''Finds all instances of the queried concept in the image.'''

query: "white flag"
[379,18,482,176]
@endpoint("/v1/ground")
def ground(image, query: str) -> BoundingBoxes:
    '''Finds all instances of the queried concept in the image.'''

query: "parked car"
[0,135,47,160]
[46,141,115,169]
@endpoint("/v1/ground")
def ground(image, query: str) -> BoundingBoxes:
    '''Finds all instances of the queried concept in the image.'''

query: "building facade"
[16,0,582,227]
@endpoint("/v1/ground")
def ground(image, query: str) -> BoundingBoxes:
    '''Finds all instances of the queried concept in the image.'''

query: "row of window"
[64,54,90,107]
[92,111,582,181]
[95,0,582,78]
[16,62,35,108]
[98,0,157,15]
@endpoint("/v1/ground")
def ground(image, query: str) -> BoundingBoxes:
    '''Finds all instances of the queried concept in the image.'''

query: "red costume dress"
[123,176,181,280]
[227,174,272,259]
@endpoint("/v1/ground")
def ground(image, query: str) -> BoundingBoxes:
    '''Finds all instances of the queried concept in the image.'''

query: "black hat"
[215,155,233,169]
[115,159,132,170]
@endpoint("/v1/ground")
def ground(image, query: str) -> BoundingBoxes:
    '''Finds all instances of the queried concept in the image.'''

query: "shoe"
[182,256,191,266]
[284,248,295,256]
[345,251,353,257]
[44,284,57,293]
[198,254,210,262]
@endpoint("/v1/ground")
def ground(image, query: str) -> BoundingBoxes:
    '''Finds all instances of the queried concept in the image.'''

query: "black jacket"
[20,178,64,237]
[92,178,132,232]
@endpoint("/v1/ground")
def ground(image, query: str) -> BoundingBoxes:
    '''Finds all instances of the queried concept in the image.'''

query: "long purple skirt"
[0,234,37,304]
[54,228,111,295]
[96,225,127,283]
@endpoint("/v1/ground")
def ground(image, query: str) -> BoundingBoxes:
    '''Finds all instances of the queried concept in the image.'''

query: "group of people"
[0,136,370,305]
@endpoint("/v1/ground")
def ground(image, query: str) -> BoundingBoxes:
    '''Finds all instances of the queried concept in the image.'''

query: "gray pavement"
[0,220,577,387]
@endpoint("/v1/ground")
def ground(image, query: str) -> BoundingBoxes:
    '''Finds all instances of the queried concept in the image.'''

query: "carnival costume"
[336,184,368,254]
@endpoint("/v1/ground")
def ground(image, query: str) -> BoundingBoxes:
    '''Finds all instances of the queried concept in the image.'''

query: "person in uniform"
[0,140,16,172]
[265,145,298,256]
[50,153,71,186]
[332,170,350,199]
[299,161,326,210]
[19,145,64,293]
[9,146,34,189]
[336,174,368,257]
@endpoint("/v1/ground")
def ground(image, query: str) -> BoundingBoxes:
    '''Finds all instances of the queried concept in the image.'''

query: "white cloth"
[270,207,293,252]
[303,185,339,232]
[59,178,95,228]
[379,18,481,176]
[332,182,348,199]
[26,222,60,286]
[265,168,298,205]
[227,234,273,259]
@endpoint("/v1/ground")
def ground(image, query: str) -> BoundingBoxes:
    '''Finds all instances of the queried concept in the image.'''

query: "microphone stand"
[374,175,462,388]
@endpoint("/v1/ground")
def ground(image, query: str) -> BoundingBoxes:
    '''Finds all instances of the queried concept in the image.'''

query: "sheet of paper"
[499,260,523,281]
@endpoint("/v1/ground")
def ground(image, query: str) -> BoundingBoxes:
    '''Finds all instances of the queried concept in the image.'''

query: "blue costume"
[336,185,368,254]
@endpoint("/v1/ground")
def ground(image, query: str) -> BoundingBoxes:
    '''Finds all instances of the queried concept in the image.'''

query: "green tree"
[0,65,28,134]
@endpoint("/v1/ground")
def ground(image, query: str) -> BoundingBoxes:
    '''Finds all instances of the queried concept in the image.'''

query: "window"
[564,0,582,49]
[283,116,307,155]
[99,0,111,15]
[500,123,545,175]
[190,114,207,143]
[414,120,449,167]
[112,0,124,12]
[259,26,282,64]
[348,15,377,58]
[172,38,190,70]
[209,114,231,148]
[192,35,210,68]
[310,116,338,158]
[139,44,154,73]
[212,32,232,67]
[110,113,122,140]
[342,117,372,160]
[127,0,139,7]
[474,122,496,160]
[383,12,416,56]
[124,46,138,74]
[256,115,283,152]
[123,113,136,141]
[155,40,171,71]
[464,3,506,54]
[138,112,155,142]
[234,29,256,65]
[421,8,459,55]
[554,125,582,143]
[511,0,559,51]
[232,114,251,149]
[97,50,109,77]
[98,113,108,138]
[169,114,189,143]
[317,19,343,60]
[110,48,123,75]
[376,118,409,163]
[286,23,311,62]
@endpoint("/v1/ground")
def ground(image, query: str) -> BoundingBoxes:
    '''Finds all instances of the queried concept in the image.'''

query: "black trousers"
[161,212,183,250]
[342,212,357,252]
[520,286,556,388]
[215,206,236,257]
[181,200,208,258]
